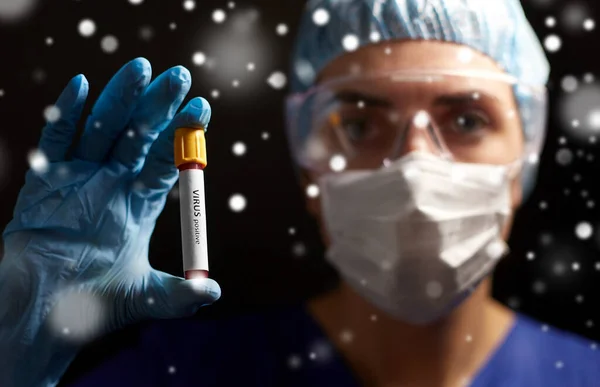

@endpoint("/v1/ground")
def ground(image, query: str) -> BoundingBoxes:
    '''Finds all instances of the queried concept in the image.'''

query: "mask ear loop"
[386,110,454,163]
[505,158,524,181]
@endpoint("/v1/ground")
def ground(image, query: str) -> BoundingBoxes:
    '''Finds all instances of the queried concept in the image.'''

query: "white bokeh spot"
[276,23,288,36]
[342,34,360,52]
[44,105,61,123]
[212,9,226,23]
[426,281,443,299]
[413,111,430,128]
[232,141,246,156]
[292,242,307,257]
[486,240,507,260]
[544,35,561,52]
[340,329,354,343]
[312,8,330,26]
[267,72,287,89]
[78,19,96,37]
[192,52,206,66]
[295,59,316,85]
[329,154,347,172]
[288,354,302,370]
[229,194,246,212]
[306,184,320,198]
[308,339,334,364]
[556,148,573,165]
[28,148,49,173]
[183,0,195,11]
[101,35,119,54]
[457,47,474,63]
[588,109,600,130]
[575,222,593,239]
[561,75,578,93]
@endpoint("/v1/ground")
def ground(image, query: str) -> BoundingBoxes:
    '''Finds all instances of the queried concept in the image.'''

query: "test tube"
[174,126,209,279]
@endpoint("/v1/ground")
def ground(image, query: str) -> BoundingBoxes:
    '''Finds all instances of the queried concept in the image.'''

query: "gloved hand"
[0,58,221,387]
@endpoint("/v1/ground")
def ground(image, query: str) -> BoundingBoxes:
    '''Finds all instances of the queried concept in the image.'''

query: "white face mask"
[319,151,520,325]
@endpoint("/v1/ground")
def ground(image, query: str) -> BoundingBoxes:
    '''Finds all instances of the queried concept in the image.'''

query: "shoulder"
[513,314,598,360]
[479,313,600,386]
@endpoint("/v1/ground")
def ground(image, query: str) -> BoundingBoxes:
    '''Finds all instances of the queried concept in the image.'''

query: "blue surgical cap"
[289,0,549,92]
[287,0,550,200]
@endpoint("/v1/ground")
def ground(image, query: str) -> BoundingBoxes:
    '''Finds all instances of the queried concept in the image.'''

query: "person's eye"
[342,118,371,142]
[450,111,491,134]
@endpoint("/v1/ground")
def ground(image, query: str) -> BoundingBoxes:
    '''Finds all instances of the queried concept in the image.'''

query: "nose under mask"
[319,151,519,324]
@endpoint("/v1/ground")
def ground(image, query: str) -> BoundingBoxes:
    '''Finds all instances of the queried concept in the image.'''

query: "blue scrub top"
[65,304,600,386]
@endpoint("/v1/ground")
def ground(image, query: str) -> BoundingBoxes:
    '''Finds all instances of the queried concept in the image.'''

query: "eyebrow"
[433,91,500,106]
[332,91,393,107]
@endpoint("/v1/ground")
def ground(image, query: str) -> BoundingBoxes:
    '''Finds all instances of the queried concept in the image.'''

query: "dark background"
[1,0,600,379]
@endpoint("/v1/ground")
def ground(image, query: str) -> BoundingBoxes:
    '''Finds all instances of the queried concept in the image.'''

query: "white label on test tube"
[179,169,209,272]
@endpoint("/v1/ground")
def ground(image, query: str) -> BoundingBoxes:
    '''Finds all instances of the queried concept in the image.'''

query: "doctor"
[1,0,599,386]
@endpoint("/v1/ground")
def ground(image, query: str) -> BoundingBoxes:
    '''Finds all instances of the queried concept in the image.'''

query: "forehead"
[317,40,507,82]
[316,40,516,107]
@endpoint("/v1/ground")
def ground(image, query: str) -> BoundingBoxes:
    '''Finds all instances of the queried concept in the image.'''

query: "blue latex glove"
[0,58,221,387]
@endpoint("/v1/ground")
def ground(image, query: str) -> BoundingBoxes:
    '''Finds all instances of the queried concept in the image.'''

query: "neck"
[307,277,515,387]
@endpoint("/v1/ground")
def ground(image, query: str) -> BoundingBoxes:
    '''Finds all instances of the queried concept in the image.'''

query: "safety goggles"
[285,69,547,173]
